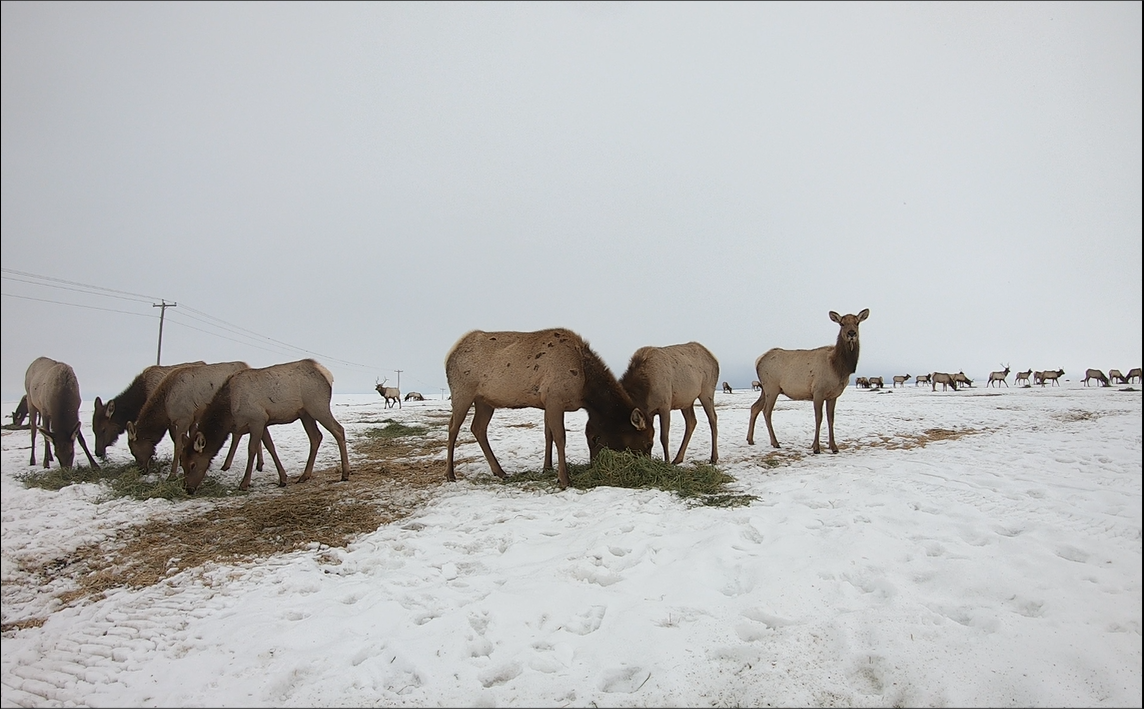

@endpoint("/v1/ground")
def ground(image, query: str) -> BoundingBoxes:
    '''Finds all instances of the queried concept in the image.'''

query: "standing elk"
[747,309,869,454]
[444,328,652,489]
[1039,369,1064,386]
[987,364,1010,388]
[914,374,931,387]
[180,359,350,493]
[24,357,99,469]
[615,342,719,465]
[893,374,911,387]
[92,362,205,458]
[953,371,973,388]
[1014,369,1032,386]
[126,362,263,480]
[722,381,733,394]
[10,395,29,427]
[404,391,425,401]
[868,376,884,389]
[1108,369,1128,385]
[751,380,762,391]
[1082,369,1111,387]
[855,377,870,389]
[931,372,959,391]
[1126,367,1142,384]
[375,379,401,409]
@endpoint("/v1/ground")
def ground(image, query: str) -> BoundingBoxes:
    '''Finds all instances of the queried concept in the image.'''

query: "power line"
[0,268,160,303]
[1,292,158,318]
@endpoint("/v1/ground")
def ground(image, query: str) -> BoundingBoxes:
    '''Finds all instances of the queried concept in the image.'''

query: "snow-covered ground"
[2,381,1140,707]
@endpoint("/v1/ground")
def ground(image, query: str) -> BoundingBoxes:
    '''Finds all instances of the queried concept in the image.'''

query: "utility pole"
[153,300,176,365]
[395,370,402,391]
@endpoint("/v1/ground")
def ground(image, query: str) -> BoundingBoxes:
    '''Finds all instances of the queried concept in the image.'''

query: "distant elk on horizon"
[987,364,1010,388]
[892,374,910,387]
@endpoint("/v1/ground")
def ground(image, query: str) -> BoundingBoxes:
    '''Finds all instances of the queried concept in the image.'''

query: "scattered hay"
[489,448,755,507]
[1053,410,1103,423]
[872,427,985,450]
[18,460,247,501]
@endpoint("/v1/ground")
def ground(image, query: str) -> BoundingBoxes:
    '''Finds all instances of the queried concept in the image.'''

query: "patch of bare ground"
[10,424,449,621]
[868,427,987,450]
[1052,409,1104,423]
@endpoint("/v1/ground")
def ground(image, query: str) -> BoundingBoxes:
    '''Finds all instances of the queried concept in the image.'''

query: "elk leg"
[700,394,718,464]
[747,390,766,445]
[659,409,673,462]
[544,406,569,489]
[296,414,323,484]
[470,401,505,479]
[221,432,242,471]
[76,430,99,469]
[811,397,825,454]
[169,425,187,481]
[316,412,350,482]
[825,397,838,454]
[28,405,38,466]
[672,406,697,465]
[543,425,554,471]
[445,400,471,482]
[763,391,781,449]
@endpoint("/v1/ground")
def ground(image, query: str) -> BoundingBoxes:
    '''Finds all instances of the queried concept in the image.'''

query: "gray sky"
[3,2,1141,400]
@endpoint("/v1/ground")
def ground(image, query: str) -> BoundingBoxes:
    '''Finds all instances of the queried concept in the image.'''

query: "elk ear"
[630,409,648,431]
[126,421,137,440]
[106,400,115,418]
[829,311,841,323]
[857,308,869,322]
[193,432,206,453]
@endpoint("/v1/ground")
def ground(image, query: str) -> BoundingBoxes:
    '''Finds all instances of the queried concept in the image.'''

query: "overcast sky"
[2,2,1141,400]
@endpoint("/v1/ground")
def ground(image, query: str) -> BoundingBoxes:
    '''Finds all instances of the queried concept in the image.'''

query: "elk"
[914,374,931,387]
[24,357,99,469]
[1014,369,1032,386]
[615,342,719,465]
[375,379,401,408]
[751,380,762,391]
[747,309,869,454]
[1082,369,1111,387]
[931,372,959,391]
[722,381,733,394]
[93,361,205,458]
[1039,369,1064,386]
[404,391,425,401]
[868,376,884,389]
[1108,369,1128,385]
[180,359,350,493]
[126,361,260,480]
[444,328,652,489]
[987,364,1010,388]
[952,371,973,388]
[855,377,870,389]
[10,395,29,427]
[1127,368,1142,384]
[893,374,911,387]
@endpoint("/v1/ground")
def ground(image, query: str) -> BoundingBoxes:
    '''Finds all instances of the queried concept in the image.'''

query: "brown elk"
[1014,369,1032,386]
[751,380,762,391]
[10,395,29,427]
[404,391,425,401]
[747,309,869,454]
[1039,369,1064,386]
[952,371,973,388]
[914,374,931,387]
[180,359,350,493]
[616,342,719,465]
[1108,369,1128,385]
[24,357,99,469]
[987,364,1010,388]
[1082,369,1111,387]
[855,377,870,389]
[126,362,259,479]
[93,362,205,458]
[892,374,910,387]
[1127,367,1142,384]
[868,376,884,389]
[722,381,733,394]
[931,372,959,391]
[375,379,401,408]
[444,329,652,489]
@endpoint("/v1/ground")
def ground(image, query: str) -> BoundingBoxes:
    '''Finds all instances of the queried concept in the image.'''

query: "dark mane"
[111,373,152,426]
[619,351,652,408]
[51,367,82,436]
[830,332,861,378]
[580,341,638,426]
[196,382,235,459]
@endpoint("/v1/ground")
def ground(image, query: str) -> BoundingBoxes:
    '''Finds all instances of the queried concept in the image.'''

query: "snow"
[2,381,1141,707]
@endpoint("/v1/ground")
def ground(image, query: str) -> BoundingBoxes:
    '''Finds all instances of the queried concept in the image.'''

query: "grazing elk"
[180,359,350,493]
[126,361,260,480]
[1014,369,1032,386]
[893,374,911,388]
[93,362,205,458]
[404,391,425,401]
[1127,367,1142,384]
[722,381,733,394]
[952,371,973,388]
[1082,369,1111,387]
[375,379,401,409]
[751,380,762,391]
[24,357,99,469]
[987,364,1010,388]
[444,329,652,489]
[868,376,884,389]
[1039,369,1064,386]
[10,395,29,427]
[1108,369,1128,385]
[914,374,931,387]
[854,377,870,389]
[931,372,959,391]
[615,342,720,465]
[747,309,869,454]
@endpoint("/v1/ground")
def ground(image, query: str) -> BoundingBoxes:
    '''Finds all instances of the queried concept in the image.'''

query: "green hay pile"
[360,419,430,440]
[498,448,755,507]
[17,460,245,501]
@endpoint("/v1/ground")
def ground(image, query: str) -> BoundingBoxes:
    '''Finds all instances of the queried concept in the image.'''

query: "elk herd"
[14,306,1140,494]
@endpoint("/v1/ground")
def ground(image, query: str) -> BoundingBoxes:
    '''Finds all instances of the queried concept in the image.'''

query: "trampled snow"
[2,381,1141,707]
